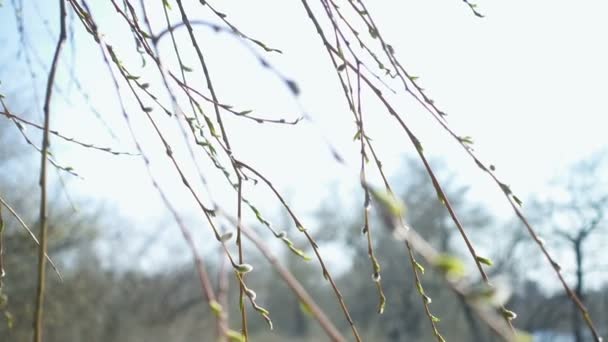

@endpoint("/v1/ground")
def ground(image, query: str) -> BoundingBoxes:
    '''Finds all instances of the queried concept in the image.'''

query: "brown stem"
[236,177,248,340]
[217,243,230,342]
[236,160,362,341]
[222,213,346,342]
[34,1,67,341]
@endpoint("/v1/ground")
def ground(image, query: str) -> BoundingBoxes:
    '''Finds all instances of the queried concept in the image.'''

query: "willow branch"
[34,0,66,341]
[0,193,62,280]
[220,211,346,342]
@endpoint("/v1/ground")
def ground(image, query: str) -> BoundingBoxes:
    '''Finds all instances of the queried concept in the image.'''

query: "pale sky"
[1,1,607,280]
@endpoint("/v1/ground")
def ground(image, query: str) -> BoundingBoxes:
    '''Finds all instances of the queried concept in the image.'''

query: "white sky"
[1,1,607,282]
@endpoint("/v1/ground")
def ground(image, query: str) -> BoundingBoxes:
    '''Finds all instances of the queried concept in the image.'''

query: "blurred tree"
[318,159,495,341]
[532,152,608,342]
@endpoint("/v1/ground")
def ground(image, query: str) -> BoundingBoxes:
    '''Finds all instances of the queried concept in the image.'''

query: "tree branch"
[34,0,67,341]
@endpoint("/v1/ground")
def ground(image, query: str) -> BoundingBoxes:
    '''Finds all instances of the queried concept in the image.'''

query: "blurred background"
[0,0,607,341]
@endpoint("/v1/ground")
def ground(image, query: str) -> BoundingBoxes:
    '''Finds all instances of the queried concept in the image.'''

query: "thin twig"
[0,193,62,280]
[0,109,137,156]
[220,211,347,342]
[236,177,248,339]
[237,160,362,342]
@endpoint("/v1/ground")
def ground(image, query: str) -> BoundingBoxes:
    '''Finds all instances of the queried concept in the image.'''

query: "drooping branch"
[34,0,67,341]
[220,211,347,342]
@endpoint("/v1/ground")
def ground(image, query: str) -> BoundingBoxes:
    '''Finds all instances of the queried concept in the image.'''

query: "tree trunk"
[573,238,584,342]
[459,295,485,342]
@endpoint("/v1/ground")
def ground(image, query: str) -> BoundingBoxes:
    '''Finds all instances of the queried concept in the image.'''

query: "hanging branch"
[140,147,230,340]
[0,193,62,280]
[1,106,81,178]
[236,160,363,342]
[0,206,4,291]
[0,109,137,156]
[216,227,231,342]
[354,63,386,315]
[34,0,67,341]
[139,0,310,265]
[219,210,347,342]
[336,3,600,338]
[68,0,277,334]
[363,182,515,341]
[298,1,447,338]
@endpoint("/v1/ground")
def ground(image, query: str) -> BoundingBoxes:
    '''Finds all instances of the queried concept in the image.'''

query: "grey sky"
[1,1,607,280]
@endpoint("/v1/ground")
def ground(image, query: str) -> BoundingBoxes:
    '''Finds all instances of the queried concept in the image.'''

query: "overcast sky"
[1,1,607,280]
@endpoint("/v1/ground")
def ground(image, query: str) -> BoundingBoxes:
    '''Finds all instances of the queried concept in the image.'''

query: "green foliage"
[475,256,493,266]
